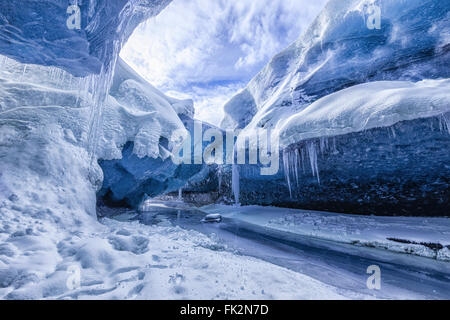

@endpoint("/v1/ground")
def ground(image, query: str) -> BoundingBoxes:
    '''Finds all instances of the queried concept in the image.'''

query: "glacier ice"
[0,0,172,77]
[97,58,213,207]
[221,0,450,131]
[276,79,450,148]
[0,1,174,166]
[215,0,450,215]
[232,115,450,216]
[1,52,302,299]
[233,79,450,211]
[0,52,198,215]
[0,0,449,300]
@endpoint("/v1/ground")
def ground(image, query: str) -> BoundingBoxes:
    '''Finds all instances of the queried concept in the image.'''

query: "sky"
[121,0,327,126]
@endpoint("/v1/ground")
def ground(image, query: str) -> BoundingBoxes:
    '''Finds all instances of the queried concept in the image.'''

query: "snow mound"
[276,79,450,148]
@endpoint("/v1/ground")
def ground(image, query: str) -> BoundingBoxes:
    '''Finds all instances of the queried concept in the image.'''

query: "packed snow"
[0,209,348,299]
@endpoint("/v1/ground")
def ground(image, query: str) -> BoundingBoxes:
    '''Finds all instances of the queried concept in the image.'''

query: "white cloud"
[121,0,327,124]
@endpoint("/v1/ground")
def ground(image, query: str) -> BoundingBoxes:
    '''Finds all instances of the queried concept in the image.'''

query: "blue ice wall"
[292,0,450,100]
[98,115,222,208]
[235,116,450,216]
[0,0,171,76]
[100,114,450,216]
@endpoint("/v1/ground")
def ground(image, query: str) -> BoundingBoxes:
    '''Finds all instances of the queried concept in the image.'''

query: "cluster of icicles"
[281,114,450,199]
[282,137,338,198]
[438,113,450,135]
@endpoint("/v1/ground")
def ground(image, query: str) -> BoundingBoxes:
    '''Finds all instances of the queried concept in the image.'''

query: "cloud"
[121,0,327,124]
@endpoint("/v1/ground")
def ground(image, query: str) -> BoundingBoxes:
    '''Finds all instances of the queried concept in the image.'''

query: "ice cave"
[0,0,449,301]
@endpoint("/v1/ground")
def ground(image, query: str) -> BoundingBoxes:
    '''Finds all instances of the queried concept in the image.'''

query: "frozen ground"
[0,204,347,300]
[130,201,450,299]
[202,205,450,261]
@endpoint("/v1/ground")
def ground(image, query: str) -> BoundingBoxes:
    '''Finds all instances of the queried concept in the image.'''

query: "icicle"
[331,137,338,154]
[0,56,6,70]
[217,166,222,195]
[301,147,306,173]
[20,65,27,81]
[84,0,141,164]
[178,188,183,202]
[294,149,300,187]
[57,70,65,87]
[390,126,397,139]
[232,164,240,206]
[85,58,119,166]
[319,137,327,154]
[307,142,320,184]
[283,150,292,198]
[439,113,450,134]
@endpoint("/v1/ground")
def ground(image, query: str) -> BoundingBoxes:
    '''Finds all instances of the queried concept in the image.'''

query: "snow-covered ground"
[201,205,450,261]
[121,201,450,299]
[0,205,348,300]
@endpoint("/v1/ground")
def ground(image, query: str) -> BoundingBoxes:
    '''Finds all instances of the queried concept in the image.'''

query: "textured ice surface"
[0,214,348,299]
[221,0,450,130]
[217,0,450,214]
[98,116,221,208]
[276,79,450,148]
[230,115,450,216]
[100,57,191,161]
[228,79,450,215]
[0,0,172,77]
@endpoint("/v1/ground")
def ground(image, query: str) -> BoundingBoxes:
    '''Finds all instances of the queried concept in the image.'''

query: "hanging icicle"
[283,139,324,197]
[307,142,320,184]
[217,165,223,195]
[232,163,240,206]
[439,112,450,134]
[282,150,292,198]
